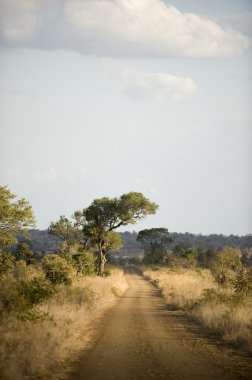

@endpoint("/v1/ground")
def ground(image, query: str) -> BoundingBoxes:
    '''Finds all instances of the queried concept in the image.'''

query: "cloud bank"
[104,59,197,102]
[0,0,251,58]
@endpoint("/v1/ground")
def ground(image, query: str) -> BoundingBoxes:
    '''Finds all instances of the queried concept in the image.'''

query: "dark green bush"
[41,254,73,284]
[18,277,54,306]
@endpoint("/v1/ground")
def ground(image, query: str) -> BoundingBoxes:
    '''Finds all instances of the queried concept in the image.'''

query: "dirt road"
[71,268,252,380]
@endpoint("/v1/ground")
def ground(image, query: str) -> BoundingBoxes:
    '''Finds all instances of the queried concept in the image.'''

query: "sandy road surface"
[71,268,252,380]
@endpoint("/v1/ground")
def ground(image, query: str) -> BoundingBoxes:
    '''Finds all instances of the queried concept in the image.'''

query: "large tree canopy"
[76,192,158,275]
[0,186,36,249]
[137,228,172,264]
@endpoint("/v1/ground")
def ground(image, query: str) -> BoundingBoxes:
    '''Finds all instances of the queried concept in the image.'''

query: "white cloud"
[0,0,251,58]
[104,59,197,102]
[0,0,37,42]
[217,12,252,37]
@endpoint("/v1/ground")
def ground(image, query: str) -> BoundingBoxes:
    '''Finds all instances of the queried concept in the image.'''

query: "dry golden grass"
[144,267,252,350]
[0,268,128,380]
[144,267,217,309]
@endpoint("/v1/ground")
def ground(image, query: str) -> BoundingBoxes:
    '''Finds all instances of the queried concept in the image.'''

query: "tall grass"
[0,268,128,380]
[144,267,252,350]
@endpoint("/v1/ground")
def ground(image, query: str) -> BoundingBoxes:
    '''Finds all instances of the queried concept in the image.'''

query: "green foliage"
[143,246,165,265]
[137,228,172,265]
[0,274,26,315]
[14,242,35,264]
[0,262,53,317]
[41,254,73,285]
[210,247,242,286]
[75,192,158,275]
[72,251,97,276]
[48,216,83,252]
[181,247,198,267]
[0,251,14,274]
[0,185,36,249]
[18,276,54,305]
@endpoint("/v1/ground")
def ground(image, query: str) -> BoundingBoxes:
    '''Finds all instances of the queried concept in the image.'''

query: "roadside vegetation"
[1,184,252,379]
[142,240,252,351]
[0,185,158,380]
[0,257,128,380]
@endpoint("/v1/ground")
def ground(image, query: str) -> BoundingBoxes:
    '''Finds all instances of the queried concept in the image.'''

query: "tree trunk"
[98,245,106,276]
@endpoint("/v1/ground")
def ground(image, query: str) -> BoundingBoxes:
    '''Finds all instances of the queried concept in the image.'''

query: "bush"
[14,243,34,264]
[17,277,54,306]
[72,251,97,276]
[0,269,54,317]
[41,254,73,285]
[0,251,14,275]
[234,268,252,296]
[210,247,242,286]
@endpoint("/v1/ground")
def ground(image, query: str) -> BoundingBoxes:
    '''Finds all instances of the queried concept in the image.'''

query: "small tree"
[210,247,242,286]
[14,242,34,264]
[181,247,198,267]
[0,186,36,249]
[76,192,158,275]
[137,228,172,265]
[48,215,86,253]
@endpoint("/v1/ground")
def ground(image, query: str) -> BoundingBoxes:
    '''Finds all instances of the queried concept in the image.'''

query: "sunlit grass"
[144,267,252,350]
[0,268,128,380]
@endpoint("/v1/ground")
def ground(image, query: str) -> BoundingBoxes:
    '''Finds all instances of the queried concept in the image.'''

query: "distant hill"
[27,229,252,257]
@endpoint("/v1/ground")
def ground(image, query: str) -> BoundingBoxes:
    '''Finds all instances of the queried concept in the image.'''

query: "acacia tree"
[0,186,36,249]
[75,192,158,275]
[137,228,172,264]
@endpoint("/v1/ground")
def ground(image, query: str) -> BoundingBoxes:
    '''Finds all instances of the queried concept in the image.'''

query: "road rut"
[71,268,252,380]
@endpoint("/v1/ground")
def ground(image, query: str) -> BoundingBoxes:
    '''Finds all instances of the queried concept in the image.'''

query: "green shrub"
[0,274,25,315]
[0,251,14,275]
[41,254,73,285]
[14,243,35,264]
[210,247,242,286]
[0,272,54,317]
[17,277,54,306]
[72,251,97,276]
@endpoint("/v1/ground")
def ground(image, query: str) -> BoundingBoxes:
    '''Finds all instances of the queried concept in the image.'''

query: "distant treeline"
[27,229,252,257]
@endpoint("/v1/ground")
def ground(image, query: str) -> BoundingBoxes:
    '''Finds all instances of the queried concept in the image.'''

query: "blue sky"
[0,0,251,235]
